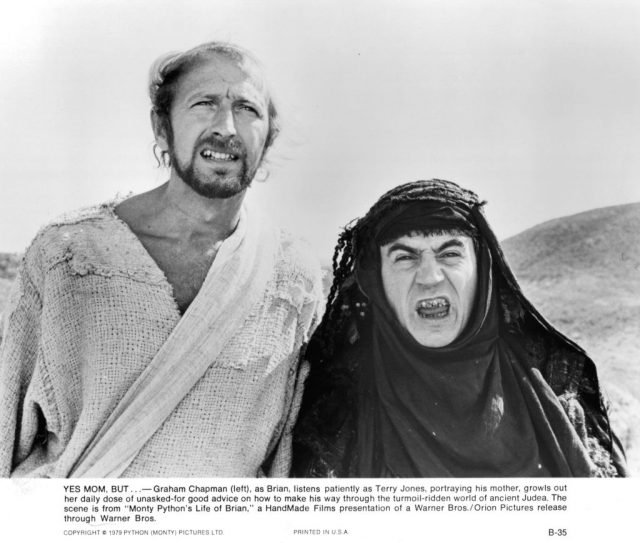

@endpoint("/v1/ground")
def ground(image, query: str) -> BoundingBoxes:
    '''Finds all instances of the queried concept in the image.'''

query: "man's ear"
[151,110,169,152]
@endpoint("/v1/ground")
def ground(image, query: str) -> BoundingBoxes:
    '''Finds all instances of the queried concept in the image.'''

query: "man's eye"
[236,104,259,116]
[194,100,215,107]
[393,254,415,263]
[439,251,462,259]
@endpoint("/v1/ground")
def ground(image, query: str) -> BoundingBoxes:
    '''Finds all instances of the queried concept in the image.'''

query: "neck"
[159,175,245,240]
[116,176,246,245]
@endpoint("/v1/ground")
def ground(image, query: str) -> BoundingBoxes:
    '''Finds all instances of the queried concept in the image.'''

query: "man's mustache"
[197,135,246,157]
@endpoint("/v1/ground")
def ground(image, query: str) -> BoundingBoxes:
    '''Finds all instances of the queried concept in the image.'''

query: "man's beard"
[170,137,257,199]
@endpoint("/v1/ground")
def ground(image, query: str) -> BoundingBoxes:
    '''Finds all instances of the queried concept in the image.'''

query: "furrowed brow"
[227,87,265,107]
[189,92,222,103]
[385,242,419,257]
[433,239,465,252]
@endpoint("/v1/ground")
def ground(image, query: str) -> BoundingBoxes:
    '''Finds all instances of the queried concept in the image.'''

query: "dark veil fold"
[292,179,626,478]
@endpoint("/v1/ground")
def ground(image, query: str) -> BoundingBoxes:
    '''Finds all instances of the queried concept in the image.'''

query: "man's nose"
[415,258,444,286]
[212,105,237,137]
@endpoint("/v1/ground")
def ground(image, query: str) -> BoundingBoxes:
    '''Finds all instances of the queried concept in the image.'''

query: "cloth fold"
[355,238,579,476]
[69,207,278,477]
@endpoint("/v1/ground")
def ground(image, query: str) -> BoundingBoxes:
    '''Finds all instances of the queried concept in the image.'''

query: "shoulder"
[29,202,119,246]
[41,201,117,230]
[22,203,115,268]
[21,200,151,282]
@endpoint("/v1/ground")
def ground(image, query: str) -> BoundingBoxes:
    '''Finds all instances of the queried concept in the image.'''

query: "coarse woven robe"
[0,201,324,477]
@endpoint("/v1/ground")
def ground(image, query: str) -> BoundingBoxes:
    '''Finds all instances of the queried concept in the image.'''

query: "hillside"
[0,252,19,280]
[0,253,20,332]
[502,202,640,474]
[502,203,640,388]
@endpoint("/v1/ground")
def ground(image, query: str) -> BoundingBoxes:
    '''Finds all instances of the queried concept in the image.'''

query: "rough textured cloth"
[70,204,281,477]
[0,202,324,478]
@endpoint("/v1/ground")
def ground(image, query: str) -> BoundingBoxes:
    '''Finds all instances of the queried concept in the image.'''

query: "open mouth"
[415,297,450,319]
[200,149,239,162]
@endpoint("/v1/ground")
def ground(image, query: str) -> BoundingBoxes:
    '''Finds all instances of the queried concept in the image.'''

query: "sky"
[1,0,639,262]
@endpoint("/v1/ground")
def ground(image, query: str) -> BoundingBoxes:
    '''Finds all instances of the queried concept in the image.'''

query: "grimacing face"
[154,53,270,199]
[380,232,478,347]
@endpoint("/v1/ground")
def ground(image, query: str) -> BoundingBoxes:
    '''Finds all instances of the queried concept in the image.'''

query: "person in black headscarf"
[292,179,627,477]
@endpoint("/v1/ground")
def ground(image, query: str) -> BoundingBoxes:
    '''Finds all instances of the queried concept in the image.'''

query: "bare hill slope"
[0,253,19,331]
[502,202,640,386]
[502,202,640,472]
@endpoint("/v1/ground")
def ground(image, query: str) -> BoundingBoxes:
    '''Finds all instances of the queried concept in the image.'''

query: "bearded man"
[0,42,323,477]
[292,179,627,477]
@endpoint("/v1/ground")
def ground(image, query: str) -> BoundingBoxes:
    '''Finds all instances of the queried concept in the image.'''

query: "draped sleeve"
[0,245,46,476]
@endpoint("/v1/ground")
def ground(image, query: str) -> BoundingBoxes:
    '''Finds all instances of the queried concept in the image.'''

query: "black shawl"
[292,179,627,478]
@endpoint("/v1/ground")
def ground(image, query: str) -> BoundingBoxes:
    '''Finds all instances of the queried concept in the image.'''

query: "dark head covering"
[293,179,627,478]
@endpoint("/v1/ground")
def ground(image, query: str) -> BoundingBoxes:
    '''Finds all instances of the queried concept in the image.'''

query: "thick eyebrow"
[384,238,466,257]
[385,242,420,257]
[433,239,465,253]
[187,91,257,102]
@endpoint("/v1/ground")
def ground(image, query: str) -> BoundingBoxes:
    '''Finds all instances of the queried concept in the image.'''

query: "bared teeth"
[416,297,450,319]
[201,149,236,161]
[417,298,448,309]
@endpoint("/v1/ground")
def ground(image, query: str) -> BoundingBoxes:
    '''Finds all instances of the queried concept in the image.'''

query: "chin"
[409,326,459,348]
[191,177,249,199]
[415,336,453,348]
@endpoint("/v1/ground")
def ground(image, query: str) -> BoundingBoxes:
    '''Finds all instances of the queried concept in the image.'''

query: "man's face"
[380,232,478,347]
[156,54,270,199]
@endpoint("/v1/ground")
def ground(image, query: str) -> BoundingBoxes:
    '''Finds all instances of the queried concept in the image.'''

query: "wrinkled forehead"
[178,51,270,100]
